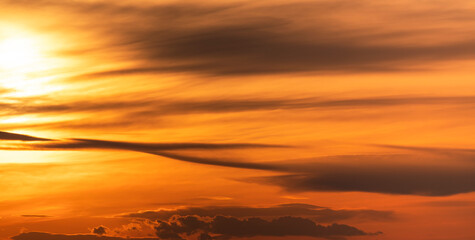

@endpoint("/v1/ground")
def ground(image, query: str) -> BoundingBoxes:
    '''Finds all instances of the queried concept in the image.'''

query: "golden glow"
[0,2,474,240]
[0,27,65,97]
[0,36,41,70]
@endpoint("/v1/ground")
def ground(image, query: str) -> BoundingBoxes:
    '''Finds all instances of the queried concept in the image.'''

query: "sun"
[0,36,41,70]
[0,27,67,97]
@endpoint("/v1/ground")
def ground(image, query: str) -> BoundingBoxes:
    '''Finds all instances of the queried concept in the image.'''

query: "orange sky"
[0,1,474,240]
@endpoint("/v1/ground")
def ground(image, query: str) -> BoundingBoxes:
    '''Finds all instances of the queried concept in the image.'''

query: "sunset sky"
[0,1,474,240]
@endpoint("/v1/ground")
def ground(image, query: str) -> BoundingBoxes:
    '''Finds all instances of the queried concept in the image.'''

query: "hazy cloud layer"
[5,0,475,76]
[65,1,475,75]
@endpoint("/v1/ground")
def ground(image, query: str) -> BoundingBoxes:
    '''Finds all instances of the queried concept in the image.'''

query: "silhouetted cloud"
[20,215,51,218]
[39,138,285,151]
[11,216,377,240]
[0,131,286,170]
[123,203,394,223]
[0,131,51,141]
[149,152,284,171]
[252,160,475,196]
[91,226,108,235]
[153,215,377,240]
[2,131,474,196]
[11,232,157,240]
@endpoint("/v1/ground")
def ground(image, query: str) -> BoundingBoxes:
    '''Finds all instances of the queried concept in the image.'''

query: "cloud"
[5,0,475,76]
[38,138,285,151]
[375,144,475,156]
[148,152,284,171]
[251,160,475,196]
[153,215,378,240]
[2,95,475,119]
[91,226,108,235]
[11,202,386,240]
[11,215,378,240]
[0,131,286,170]
[58,1,475,76]
[2,131,474,196]
[0,131,51,141]
[123,203,394,223]
[11,232,157,240]
[20,215,51,218]
[2,94,474,131]
[2,129,475,196]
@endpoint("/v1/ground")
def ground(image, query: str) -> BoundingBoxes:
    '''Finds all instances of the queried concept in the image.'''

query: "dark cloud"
[69,1,475,75]
[252,161,475,196]
[11,216,377,240]
[11,232,157,240]
[0,131,285,171]
[5,0,475,76]
[123,203,394,223]
[39,138,286,151]
[3,131,474,196]
[129,27,475,76]
[0,131,51,141]
[153,215,377,240]
[91,226,108,235]
[149,152,283,171]
[20,215,51,218]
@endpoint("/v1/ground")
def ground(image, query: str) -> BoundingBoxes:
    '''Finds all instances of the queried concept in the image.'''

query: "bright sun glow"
[0,27,66,97]
[0,36,41,70]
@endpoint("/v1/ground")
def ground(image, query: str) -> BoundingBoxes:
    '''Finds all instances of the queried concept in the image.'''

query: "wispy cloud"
[0,131,51,141]
[0,131,287,170]
[2,131,474,196]
[2,95,475,117]
[5,0,475,77]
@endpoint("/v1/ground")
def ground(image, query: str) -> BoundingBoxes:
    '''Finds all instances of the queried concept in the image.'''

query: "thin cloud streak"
[0,131,288,171]
[2,95,475,117]
[1,131,474,196]
[0,131,51,141]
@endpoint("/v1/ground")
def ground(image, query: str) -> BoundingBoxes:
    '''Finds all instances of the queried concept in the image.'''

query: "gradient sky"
[0,1,474,240]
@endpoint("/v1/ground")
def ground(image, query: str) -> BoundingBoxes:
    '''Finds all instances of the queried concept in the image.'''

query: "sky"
[0,0,474,240]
